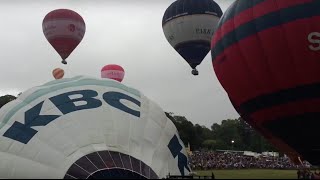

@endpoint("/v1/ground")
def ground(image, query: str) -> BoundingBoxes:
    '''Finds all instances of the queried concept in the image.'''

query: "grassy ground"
[195,169,297,179]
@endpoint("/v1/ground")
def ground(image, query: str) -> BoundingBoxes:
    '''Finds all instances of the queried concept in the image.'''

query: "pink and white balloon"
[101,64,125,82]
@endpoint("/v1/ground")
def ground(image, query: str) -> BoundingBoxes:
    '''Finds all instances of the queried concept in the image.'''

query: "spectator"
[298,169,302,179]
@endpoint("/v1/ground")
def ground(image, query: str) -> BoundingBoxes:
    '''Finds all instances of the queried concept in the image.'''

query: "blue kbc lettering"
[168,135,191,176]
[3,89,141,144]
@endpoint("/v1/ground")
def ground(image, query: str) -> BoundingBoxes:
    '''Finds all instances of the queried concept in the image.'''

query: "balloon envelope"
[52,68,64,79]
[0,75,190,178]
[162,0,222,70]
[42,9,86,64]
[211,0,320,165]
[101,64,125,82]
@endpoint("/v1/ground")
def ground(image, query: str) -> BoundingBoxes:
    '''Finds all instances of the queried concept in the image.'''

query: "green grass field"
[195,169,297,179]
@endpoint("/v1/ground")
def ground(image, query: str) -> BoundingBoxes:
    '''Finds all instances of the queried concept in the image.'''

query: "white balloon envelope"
[0,75,191,179]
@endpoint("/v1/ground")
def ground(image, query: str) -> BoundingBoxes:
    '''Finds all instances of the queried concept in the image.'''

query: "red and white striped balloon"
[101,64,125,82]
[52,68,64,79]
[42,9,86,64]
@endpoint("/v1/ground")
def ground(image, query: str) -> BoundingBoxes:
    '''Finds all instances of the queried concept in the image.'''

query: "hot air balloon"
[162,0,223,76]
[52,68,64,79]
[101,64,125,82]
[0,75,190,178]
[42,9,86,65]
[211,0,320,165]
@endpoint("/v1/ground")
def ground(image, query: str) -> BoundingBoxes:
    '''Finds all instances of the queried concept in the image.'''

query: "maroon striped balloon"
[42,9,86,64]
[211,0,320,165]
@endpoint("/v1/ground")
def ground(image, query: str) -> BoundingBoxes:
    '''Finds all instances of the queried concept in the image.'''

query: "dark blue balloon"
[162,0,223,73]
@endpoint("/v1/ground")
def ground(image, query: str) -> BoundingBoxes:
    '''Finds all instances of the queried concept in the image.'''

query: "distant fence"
[164,173,215,179]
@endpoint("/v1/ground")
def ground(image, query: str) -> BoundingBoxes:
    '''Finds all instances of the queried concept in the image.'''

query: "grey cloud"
[0,0,239,128]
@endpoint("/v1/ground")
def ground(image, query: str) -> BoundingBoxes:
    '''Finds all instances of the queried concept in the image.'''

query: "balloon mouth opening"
[87,168,147,179]
[64,150,159,179]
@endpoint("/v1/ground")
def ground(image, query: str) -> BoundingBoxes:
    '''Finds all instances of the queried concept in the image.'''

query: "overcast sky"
[0,0,239,128]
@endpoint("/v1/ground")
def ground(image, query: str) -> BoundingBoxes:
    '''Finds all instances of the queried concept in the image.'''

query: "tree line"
[165,112,278,153]
[0,94,278,153]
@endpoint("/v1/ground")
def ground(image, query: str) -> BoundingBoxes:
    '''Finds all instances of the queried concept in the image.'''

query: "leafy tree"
[202,139,216,150]
[166,111,280,153]
[0,95,16,109]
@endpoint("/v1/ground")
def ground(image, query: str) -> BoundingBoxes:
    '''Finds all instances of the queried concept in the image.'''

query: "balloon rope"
[64,61,73,78]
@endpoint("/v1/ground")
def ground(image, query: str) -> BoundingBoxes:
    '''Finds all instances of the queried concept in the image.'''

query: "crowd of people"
[187,150,320,179]
[188,150,311,170]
